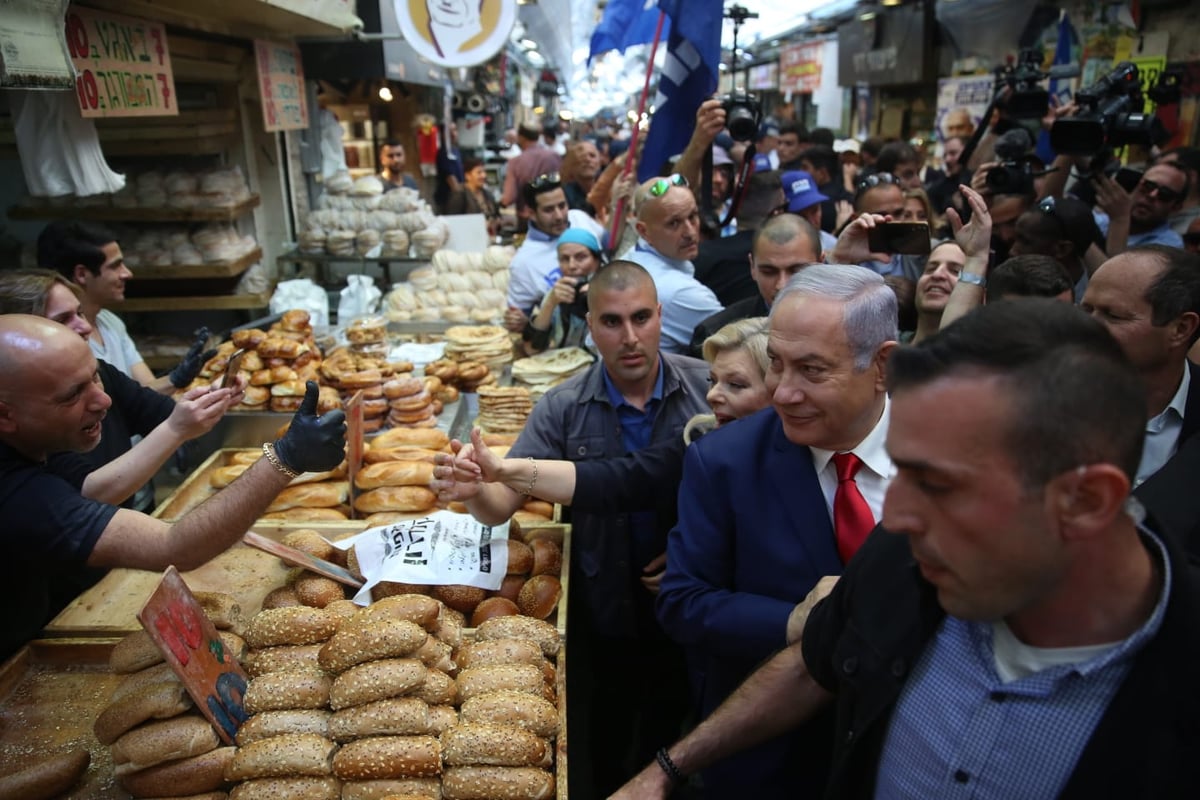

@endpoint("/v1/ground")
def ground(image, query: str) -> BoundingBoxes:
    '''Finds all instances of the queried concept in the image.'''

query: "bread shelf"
[113,290,272,312]
[7,193,261,223]
[130,247,261,280]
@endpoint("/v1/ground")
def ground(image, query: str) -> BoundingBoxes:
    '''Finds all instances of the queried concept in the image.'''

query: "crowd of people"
[4,80,1200,798]
[426,95,1200,799]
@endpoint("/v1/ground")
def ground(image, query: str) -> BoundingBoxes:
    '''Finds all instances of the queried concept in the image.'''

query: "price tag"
[138,567,248,744]
[242,532,364,588]
[346,390,364,519]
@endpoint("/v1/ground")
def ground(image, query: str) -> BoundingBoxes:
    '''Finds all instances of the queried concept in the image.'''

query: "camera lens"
[727,107,757,142]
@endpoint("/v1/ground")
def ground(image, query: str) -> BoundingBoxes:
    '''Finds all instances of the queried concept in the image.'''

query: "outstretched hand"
[169,327,217,388]
[947,185,992,259]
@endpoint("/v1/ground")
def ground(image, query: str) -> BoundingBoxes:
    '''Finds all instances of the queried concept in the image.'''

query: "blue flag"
[589,0,668,64]
[1035,11,1076,165]
[637,0,723,181]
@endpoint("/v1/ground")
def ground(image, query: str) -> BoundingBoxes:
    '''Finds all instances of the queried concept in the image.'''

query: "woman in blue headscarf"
[521,227,605,355]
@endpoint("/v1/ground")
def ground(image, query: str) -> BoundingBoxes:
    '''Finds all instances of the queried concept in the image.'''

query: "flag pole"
[609,11,667,247]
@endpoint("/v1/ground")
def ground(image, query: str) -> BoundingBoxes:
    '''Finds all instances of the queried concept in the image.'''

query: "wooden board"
[44,524,365,639]
[7,194,260,223]
[0,639,128,799]
[112,290,272,313]
[128,247,261,280]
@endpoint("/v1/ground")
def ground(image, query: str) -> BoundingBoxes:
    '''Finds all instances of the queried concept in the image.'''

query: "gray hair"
[770,263,898,370]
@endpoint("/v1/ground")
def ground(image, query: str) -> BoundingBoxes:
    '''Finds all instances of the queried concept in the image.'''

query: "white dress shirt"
[810,396,895,524]
[1135,366,1189,487]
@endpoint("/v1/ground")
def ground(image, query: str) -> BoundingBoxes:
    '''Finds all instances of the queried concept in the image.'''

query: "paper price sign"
[65,7,177,118]
[138,567,248,743]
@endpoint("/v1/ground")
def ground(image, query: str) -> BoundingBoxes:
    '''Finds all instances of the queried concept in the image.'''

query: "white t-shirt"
[89,309,144,378]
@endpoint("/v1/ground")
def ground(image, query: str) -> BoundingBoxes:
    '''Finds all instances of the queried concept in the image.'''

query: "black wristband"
[656,747,684,785]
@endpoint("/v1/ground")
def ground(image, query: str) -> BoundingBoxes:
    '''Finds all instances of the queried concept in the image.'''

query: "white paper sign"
[335,511,509,604]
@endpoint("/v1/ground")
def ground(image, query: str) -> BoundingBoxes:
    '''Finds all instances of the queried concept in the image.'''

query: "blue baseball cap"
[751,154,773,173]
[781,170,829,212]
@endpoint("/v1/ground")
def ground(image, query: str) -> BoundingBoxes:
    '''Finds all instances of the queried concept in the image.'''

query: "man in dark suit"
[1081,246,1200,547]
[618,299,1199,800]
[658,264,899,797]
[689,213,821,357]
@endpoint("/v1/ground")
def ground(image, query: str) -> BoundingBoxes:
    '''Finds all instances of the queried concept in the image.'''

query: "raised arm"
[87,382,345,571]
[81,382,242,504]
[674,99,727,187]
[938,185,992,330]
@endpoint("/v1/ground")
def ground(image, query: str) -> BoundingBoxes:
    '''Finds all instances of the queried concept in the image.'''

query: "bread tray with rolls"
[0,638,126,799]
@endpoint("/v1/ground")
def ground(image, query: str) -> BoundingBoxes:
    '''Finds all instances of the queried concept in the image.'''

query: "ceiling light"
[881,0,902,6]
[859,11,877,20]
[520,38,537,50]
[378,86,393,102]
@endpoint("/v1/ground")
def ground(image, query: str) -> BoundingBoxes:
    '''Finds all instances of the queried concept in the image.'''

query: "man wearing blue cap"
[782,170,839,254]
[757,122,781,170]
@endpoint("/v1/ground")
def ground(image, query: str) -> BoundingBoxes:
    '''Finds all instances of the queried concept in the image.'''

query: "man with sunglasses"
[626,175,724,354]
[1009,195,1101,299]
[1095,162,1187,254]
[504,173,605,332]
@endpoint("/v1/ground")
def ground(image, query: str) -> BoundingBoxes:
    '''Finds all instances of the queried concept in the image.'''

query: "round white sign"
[395,0,519,68]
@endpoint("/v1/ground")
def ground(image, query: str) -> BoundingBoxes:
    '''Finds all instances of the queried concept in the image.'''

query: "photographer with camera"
[521,228,605,356]
[1092,163,1187,255]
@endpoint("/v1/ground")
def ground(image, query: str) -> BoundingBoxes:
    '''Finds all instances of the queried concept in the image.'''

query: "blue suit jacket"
[657,407,843,796]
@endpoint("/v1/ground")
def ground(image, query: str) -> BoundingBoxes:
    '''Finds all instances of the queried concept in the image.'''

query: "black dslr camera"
[985,128,1038,195]
[562,274,591,320]
[1050,61,1177,157]
[722,93,762,143]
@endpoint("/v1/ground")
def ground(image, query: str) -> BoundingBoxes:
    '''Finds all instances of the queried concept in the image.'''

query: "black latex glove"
[273,380,347,474]
[169,327,217,388]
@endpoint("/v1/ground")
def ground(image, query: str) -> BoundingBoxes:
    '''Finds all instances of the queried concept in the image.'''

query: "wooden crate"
[0,639,129,799]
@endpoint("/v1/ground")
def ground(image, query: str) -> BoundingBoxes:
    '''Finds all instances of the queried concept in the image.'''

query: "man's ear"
[872,341,898,391]
[72,263,90,286]
[635,219,648,239]
[0,400,16,435]
[1047,463,1131,540]
[1168,311,1200,352]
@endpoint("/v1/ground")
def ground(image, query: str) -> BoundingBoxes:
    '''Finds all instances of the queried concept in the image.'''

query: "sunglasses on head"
[649,174,689,197]
[1037,196,1067,236]
[1136,178,1183,205]
[854,172,900,199]
[528,172,562,192]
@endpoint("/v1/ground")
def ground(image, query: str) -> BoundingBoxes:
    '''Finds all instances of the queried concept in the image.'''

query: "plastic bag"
[338,274,382,323]
[270,278,329,328]
[10,90,124,197]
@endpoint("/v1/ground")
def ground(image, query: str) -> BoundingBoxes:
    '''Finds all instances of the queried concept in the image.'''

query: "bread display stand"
[0,638,126,799]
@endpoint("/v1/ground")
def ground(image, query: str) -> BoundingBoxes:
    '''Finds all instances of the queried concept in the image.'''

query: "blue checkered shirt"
[874,529,1170,799]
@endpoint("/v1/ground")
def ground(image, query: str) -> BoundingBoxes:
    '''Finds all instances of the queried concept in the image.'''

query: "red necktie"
[833,452,874,563]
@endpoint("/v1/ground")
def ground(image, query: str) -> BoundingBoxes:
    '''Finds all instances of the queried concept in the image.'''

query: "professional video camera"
[722,93,763,143]
[985,128,1038,194]
[1050,61,1178,156]
[995,48,1072,119]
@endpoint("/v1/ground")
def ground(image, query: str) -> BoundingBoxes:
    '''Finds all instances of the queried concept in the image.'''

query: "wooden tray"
[0,639,129,799]
[44,524,366,639]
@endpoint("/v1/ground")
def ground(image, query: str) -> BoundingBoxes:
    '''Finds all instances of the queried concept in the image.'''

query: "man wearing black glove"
[0,315,348,659]
[168,327,218,390]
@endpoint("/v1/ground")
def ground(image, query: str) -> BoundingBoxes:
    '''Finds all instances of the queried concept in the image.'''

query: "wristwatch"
[958,271,986,288]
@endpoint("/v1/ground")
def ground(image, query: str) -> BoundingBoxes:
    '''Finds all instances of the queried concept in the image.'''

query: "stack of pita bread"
[475,385,534,434]
[511,347,595,402]
[443,325,514,372]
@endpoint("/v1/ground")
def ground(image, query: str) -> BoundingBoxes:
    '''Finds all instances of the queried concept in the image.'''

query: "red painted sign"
[65,8,176,118]
[138,567,247,744]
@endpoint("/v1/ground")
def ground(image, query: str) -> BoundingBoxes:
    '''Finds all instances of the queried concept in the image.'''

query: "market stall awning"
[79,0,362,39]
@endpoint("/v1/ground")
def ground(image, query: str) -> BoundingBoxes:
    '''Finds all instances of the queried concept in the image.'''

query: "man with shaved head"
[689,213,821,356]
[626,175,724,353]
[0,315,347,658]
[437,260,709,796]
